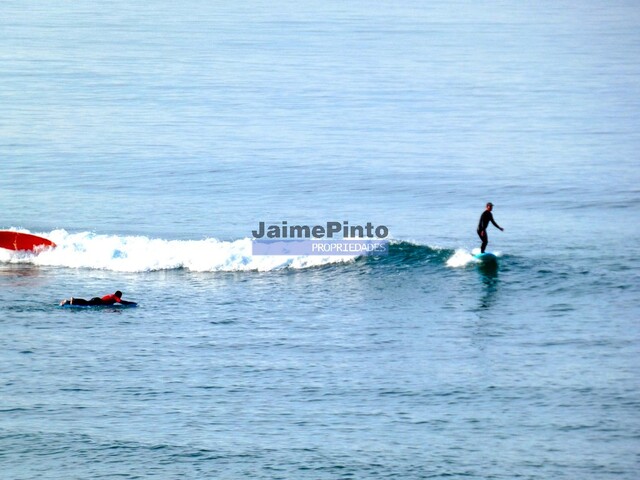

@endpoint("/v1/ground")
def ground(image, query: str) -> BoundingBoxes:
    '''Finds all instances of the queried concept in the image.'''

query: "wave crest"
[1,230,463,273]
[1,230,352,272]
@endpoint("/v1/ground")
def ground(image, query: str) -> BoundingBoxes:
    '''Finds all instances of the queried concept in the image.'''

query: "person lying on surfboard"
[59,290,136,306]
[477,202,504,253]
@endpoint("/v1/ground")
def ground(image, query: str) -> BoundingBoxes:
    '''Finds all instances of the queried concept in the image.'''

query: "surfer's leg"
[478,230,488,253]
[71,298,90,306]
[88,297,103,306]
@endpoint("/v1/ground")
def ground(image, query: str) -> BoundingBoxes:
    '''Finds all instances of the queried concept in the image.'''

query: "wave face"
[0,230,472,273]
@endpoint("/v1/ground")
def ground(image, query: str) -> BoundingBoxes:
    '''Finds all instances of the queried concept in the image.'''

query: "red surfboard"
[0,231,56,252]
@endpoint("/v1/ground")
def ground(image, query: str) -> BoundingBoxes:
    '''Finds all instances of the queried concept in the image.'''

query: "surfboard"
[0,231,56,252]
[60,302,138,309]
[474,252,498,265]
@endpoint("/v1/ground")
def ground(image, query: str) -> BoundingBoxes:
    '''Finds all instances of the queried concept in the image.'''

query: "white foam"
[446,249,477,268]
[1,229,354,273]
[446,248,502,268]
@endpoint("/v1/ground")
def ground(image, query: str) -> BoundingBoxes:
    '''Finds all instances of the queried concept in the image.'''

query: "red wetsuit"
[100,294,122,304]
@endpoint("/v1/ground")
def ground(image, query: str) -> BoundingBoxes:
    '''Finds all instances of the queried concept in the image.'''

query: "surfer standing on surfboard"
[477,202,504,253]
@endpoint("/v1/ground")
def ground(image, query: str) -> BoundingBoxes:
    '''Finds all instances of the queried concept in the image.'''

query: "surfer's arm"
[490,216,504,231]
[118,299,136,305]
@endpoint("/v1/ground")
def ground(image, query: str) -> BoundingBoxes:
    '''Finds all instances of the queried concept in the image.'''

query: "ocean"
[1,1,639,478]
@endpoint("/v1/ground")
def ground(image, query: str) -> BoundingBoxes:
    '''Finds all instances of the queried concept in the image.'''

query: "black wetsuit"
[69,297,105,306]
[67,296,134,306]
[477,210,501,253]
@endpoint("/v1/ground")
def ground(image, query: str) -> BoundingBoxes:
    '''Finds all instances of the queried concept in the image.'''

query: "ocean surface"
[1,1,639,478]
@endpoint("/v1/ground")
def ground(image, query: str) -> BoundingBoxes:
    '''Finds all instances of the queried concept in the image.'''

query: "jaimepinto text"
[251,221,389,239]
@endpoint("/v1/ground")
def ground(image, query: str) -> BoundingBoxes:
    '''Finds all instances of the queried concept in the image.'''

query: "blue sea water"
[1,1,639,478]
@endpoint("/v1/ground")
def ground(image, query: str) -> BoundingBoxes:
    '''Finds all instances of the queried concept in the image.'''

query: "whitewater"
[0,229,357,272]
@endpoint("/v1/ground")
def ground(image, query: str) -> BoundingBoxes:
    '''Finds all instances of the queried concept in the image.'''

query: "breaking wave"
[1,229,482,273]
